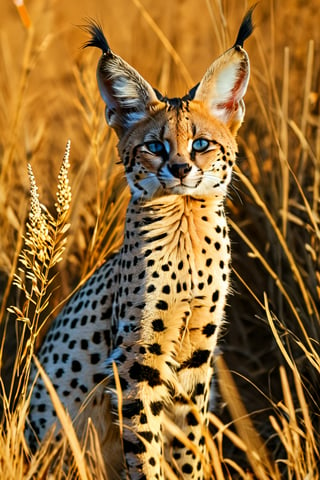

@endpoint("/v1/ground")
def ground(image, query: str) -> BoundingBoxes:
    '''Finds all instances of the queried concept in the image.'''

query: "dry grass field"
[0,0,319,478]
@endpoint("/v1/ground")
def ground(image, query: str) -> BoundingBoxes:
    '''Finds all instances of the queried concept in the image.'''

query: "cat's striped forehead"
[124,98,237,153]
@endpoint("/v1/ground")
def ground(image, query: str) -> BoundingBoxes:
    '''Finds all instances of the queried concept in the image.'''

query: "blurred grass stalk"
[13,0,32,30]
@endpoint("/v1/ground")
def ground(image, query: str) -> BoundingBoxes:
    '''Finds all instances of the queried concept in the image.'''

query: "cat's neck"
[122,195,228,257]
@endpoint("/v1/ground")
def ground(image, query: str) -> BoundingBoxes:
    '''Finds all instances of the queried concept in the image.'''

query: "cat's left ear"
[193,7,255,135]
[84,22,159,136]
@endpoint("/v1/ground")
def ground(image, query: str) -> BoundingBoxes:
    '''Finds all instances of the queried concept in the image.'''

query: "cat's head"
[84,8,254,202]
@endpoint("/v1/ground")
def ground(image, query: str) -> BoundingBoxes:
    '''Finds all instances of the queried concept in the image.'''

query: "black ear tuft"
[182,82,200,102]
[153,88,164,101]
[82,20,110,53]
[233,4,257,48]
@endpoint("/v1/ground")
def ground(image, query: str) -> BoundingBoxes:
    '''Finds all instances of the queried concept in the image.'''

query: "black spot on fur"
[172,437,184,449]
[156,300,168,311]
[150,401,163,416]
[129,362,162,386]
[149,343,162,355]
[202,323,216,337]
[90,353,101,364]
[180,349,211,369]
[182,463,193,474]
[92,331,101,344]
[55,368,64,378]
[71,360,82,372]
[212,290,219,302]
[123,400,143,418]
[186,411,198,426]
[74,302,83,314]
[152,319,166,332]
[162,285,170,294]
[70,378,78,388]
[123,439,146,455]
[140,413,147,424]
[194,383,205,396]
[139,430,153,443]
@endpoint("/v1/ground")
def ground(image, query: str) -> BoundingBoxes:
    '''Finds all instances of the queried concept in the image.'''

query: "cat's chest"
[122,197,230,302]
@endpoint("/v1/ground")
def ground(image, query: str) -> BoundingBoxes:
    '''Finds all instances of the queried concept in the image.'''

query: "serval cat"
[28,8,254,479]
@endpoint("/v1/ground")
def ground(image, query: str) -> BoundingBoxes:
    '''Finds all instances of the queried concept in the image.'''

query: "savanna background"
[0,0,319,478]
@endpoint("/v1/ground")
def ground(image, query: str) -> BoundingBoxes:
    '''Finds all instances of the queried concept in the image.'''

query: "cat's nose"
[168,163,192,179]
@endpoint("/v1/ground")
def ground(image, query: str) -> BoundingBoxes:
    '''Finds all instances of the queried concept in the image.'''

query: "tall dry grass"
[0,0,319,478]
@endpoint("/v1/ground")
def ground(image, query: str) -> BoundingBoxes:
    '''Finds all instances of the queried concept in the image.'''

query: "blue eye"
[146,141,165,155]
[192,138,210,152]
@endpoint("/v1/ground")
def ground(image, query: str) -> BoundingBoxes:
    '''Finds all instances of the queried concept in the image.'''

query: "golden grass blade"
[162,412,215,479]
[279,46,289,238]
[209,412,247,453]
[163,413,205,459]
[216,355,277,480]
[112,361,124,448]
[283,134,320,241]
[264,293,295,371]
[82,419,108,480]
[292,366,319,456]
[0,218,25,329]
[235,165,313,316]
[279,366,301,452]
[0,27,34,190]
[237,136,261,184]
[268,366,320,479]
[229,218,317,358]
[298,40,314,180]
[33,356,90,480]
[205,0,225,52]
[130,0,193,87]
[288,120,317,164]
[294,340,320,371]
[232,267,265,309]
[203,424,225,480]
[25,433,61,480]
[314,97,320,217]
[223,458,254,479]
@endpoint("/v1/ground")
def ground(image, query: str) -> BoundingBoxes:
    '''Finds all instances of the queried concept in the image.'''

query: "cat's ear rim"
[190,6,254,134]
[194,46,250,133]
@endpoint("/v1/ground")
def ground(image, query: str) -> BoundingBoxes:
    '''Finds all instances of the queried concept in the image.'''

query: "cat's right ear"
[186,6,255,136]
[83,21,159,135]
